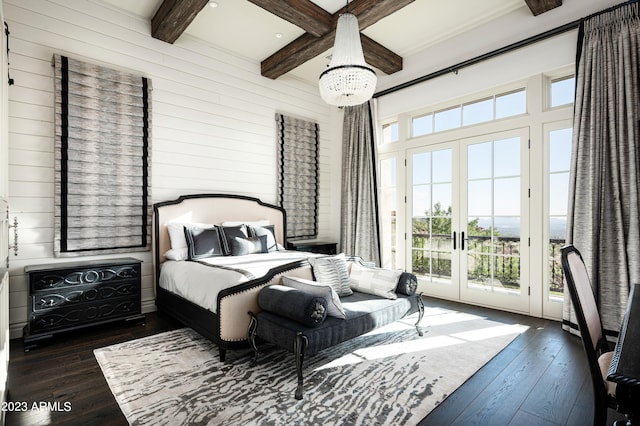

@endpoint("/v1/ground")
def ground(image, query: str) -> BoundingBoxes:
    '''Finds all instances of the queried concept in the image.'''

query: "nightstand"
[289,241,337,255]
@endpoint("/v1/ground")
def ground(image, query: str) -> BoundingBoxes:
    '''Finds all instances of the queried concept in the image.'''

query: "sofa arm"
[396,272,418,296]
[258,285,328,328]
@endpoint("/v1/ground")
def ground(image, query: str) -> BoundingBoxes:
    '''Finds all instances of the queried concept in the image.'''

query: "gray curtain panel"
[341,101,381,265]
[563,3,640,337]
[276,113,319,239]
[53,54,152,257]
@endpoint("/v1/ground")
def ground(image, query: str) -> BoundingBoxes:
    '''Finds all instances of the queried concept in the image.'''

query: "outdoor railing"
[412,234,567,293]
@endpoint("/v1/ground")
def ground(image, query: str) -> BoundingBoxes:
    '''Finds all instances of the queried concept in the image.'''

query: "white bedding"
[159,251,315,313]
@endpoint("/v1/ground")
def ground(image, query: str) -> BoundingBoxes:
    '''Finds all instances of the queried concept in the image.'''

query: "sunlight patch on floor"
[314,322,529,371]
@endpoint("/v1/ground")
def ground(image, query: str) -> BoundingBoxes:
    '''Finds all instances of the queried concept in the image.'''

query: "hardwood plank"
[151,0,209,44]
[524,0,563,16]
[361,34,402,76]
[247,0,333,37]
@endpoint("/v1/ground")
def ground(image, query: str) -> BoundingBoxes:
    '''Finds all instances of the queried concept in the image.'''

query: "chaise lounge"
[248,256,424,399]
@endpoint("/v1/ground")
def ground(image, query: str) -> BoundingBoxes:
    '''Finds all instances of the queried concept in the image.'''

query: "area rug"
[94,307,528,425]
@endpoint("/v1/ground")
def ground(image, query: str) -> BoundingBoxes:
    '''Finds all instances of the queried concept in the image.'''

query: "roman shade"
[53,54,152,257]
[276,113,319,239]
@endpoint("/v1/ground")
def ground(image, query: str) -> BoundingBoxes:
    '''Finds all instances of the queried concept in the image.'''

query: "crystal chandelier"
[318,9,377,107]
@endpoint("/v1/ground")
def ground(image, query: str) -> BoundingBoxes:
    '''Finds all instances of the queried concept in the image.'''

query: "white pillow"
[163,247,188,261]
[281,276,346,319]
[349,262,403,300]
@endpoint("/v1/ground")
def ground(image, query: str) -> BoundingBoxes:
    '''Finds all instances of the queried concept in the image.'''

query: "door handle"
[453,231,456,250]
[461,231,466,251]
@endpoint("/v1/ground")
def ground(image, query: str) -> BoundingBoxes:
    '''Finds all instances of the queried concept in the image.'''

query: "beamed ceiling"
[149,0,562,80]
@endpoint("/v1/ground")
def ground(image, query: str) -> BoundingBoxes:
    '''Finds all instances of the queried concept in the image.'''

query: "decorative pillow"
[396,272,418,296]
[349,262,403,300]
[308,253,352,297]
[231,236,267,256]
[282,276,346,319]
[258,285,327,328]
[166,222,216,261]
[220,225,249,255]
[183,225,225,260]
[249,225,278,252]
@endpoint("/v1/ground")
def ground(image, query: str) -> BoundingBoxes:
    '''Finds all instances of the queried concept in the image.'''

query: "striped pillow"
[308,253,353,297]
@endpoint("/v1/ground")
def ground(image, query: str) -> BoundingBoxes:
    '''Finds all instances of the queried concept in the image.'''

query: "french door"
[407,128,530,313]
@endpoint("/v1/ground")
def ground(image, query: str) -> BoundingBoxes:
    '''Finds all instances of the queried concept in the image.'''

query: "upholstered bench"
[247,256,424,399]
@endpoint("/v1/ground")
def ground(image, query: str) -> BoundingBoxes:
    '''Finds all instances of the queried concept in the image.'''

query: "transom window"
[411,89,526,138]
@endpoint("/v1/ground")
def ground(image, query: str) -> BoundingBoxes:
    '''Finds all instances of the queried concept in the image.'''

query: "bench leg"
[247,312,259,367]
[415,293,425,337]
[294,332,308,400]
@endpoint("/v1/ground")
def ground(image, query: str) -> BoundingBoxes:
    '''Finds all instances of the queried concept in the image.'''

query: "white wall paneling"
[4,0,336,337]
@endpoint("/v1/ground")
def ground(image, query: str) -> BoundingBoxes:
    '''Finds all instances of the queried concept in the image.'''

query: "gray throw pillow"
[231,236,267,256]
[282,276,346,319]
[308,253,352,297]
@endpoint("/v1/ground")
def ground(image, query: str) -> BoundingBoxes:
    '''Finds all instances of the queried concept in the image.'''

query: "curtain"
[53,54,152,257]
[276,113,319,239]
[563,2,640,338]
[341,100,381,265]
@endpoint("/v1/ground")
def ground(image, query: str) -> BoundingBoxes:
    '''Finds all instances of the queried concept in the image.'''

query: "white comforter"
[159,251,314,313]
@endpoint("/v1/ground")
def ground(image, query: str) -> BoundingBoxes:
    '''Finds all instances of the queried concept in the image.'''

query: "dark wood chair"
[561,245,635,425]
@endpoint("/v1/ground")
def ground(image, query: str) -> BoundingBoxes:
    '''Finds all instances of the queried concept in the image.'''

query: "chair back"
[560,245,610,424]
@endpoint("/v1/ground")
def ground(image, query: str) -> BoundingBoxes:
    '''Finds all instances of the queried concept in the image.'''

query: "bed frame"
[153,193,314,361]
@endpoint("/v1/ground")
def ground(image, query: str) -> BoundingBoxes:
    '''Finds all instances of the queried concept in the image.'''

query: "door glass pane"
[467,142,491,179]
[412,149,453,283]
[548,128,572,299]
[380,158,397,269]
[467,137,522,293]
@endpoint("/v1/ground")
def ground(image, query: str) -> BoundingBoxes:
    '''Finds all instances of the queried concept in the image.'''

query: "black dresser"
[24,258,145,349]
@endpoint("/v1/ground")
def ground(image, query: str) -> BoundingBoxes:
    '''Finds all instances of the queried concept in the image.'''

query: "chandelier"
[318,10,377,107]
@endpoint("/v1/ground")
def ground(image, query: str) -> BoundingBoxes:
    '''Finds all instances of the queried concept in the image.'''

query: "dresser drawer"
[29,263,140,293]
[29,296,139,334]
[31,280,140,312]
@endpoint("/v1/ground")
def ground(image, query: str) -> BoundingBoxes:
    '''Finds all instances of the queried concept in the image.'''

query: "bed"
[153,193,316,361]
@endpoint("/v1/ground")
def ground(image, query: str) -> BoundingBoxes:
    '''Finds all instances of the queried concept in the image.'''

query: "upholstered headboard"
[152,194,287,284]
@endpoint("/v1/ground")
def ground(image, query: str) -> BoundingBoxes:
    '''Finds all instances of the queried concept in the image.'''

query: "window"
[463,98,493,126]
[382,122,399,143]
[547,127,572,300]
[495,90,526,119]
[379,157,398,269]
[550,76,575,107]
[412,114,433,137]
[434,107,461,132]
[408,88,527,139]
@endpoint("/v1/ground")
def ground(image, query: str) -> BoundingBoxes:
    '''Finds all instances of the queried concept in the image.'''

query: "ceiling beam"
[524,0,562,16]
[151,0,209,44]
[361,35,402,76]
[260,0,415,79]
[247,0,333,38]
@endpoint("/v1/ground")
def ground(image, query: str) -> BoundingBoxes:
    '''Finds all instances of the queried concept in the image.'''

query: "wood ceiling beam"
[151,0,209,44]
[247,0,333,38]
[361,35,402,76]
[261,0,415,79]
[524,0,562,16]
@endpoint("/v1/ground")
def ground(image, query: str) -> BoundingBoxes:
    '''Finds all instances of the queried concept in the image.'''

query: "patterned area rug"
[94,307,527,425]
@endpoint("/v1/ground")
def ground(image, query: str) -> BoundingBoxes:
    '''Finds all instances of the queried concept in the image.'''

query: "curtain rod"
[374,1,635,99]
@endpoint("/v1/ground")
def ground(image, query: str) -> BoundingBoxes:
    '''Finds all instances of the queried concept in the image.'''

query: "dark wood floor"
[5,297,626,426]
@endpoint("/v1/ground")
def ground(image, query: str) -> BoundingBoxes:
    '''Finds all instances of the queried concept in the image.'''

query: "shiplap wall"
[4,0,339,338]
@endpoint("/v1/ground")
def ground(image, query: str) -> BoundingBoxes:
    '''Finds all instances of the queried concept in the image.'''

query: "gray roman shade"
[53,54,152,257]
[276,113,319,239]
